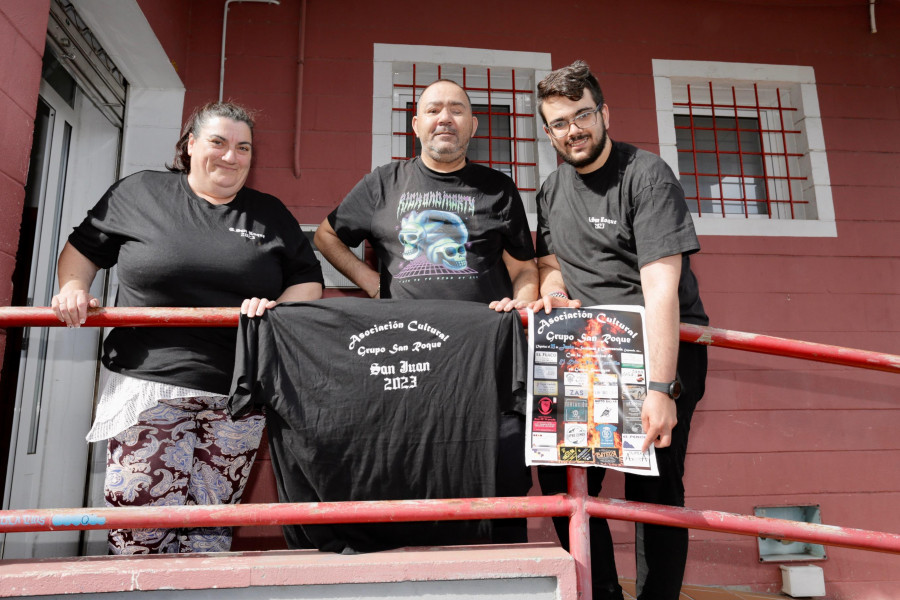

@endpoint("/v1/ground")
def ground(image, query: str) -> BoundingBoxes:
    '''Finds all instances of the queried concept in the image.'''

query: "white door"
[1,76,120,559]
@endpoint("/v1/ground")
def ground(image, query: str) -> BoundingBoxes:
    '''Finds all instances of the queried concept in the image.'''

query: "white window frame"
[373,44,554,230]
[654,59,836,237]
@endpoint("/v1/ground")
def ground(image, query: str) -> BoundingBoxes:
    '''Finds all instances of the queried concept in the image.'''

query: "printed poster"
[526,306,659,476]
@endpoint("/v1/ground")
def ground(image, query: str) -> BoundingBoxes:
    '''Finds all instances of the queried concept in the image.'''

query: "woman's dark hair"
[536,60,604,125]
[167,101,256,173]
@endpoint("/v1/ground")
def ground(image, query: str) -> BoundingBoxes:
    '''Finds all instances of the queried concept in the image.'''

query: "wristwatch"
[648,379,682,400]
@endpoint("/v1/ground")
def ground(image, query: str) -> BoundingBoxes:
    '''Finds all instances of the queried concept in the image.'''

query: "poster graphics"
[525,306,658,476]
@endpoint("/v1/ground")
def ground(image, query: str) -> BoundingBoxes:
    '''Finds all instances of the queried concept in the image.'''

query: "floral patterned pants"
[104,395,265,554]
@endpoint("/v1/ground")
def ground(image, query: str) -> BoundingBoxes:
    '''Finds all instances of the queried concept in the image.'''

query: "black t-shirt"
[68,170,324,394]
[228,298,527,553]
[536,141,708,325]
[327,158,535,303]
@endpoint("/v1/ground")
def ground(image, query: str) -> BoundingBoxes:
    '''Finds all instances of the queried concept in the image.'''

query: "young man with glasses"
[532,60,709,600]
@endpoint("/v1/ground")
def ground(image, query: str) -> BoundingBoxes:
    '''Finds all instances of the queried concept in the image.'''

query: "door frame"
[0,78,119,559]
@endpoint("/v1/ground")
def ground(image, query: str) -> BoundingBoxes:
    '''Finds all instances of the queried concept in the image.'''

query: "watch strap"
[647,381,671,395]
[648,379,681,400]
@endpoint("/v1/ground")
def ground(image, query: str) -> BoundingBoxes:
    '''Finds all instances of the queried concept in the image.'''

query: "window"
[373,44,554,225]
[654,60,836,237]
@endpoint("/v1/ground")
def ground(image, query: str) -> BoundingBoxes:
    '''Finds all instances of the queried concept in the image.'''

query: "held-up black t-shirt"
[228,298,527,553]
[536,141,708,325]
[68,170,324,394]
[327,158,535,302]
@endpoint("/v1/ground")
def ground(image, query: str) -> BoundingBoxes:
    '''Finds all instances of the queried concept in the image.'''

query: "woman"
[51,101,324,554]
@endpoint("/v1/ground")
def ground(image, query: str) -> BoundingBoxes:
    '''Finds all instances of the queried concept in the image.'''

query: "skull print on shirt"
[395,209,474,278]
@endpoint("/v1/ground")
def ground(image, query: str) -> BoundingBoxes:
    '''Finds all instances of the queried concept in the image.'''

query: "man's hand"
[534,254,580,313]
[489,297,527,312]
[530,294,582,314]
[641,390,677,452]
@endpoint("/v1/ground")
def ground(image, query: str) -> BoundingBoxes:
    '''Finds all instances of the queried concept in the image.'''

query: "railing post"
[567,466,592,600]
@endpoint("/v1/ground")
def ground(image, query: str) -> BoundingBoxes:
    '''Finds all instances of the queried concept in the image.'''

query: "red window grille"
[674,82,808,219]
[391,63,538,195]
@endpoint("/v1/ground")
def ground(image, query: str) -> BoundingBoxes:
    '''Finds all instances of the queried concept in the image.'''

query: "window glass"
[41,43,76,107]
[675,113,769,217]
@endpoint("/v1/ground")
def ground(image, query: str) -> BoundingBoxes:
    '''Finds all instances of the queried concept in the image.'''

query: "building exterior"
[0,0,897,597]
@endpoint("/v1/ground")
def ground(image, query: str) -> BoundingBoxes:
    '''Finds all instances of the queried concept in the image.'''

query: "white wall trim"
[73,0,185,176]
[689,215,836,237]
[374,44,552,71]
[652,59,816,84]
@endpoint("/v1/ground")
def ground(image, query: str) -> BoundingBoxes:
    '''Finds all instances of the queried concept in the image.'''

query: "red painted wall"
[0,0,895,597]
[0,2,48,337]
[133,1,900,597]
[0,1,50,501]
[135,0,190,80]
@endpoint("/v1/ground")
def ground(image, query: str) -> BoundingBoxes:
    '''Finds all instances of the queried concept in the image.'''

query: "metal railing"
[1,306,897,374]
[2,306,899,600]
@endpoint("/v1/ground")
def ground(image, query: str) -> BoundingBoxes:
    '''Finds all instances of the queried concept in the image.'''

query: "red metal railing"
[2,306,899,600]
[4,493,899,553]
[678,322,900,374]
[2,306,898,373]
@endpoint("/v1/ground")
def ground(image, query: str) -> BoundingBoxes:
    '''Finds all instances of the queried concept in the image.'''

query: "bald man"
[315,79,537,544]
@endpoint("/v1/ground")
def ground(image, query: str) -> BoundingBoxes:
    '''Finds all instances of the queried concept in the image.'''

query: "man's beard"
[423,132,467,163]
[424,144,466,164]
[556,126,608,169]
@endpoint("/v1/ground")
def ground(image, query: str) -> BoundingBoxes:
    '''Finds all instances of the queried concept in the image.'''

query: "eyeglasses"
[544,104,603,138]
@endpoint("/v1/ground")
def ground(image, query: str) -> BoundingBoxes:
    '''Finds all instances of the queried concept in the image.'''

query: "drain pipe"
[293,0,308,178]
[219,0,280,102]
[869,0,877,33]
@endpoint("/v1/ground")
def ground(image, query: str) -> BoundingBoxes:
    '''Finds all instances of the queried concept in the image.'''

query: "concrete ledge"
[0,543,576,599]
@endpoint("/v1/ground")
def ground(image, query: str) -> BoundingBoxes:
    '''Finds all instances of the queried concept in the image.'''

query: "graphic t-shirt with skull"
[327,158,535,302]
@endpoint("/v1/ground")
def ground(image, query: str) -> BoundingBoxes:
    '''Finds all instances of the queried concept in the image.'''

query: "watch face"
[670,380,683,399]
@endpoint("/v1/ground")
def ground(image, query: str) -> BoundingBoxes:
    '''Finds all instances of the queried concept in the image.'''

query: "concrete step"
[0,543,576,599]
